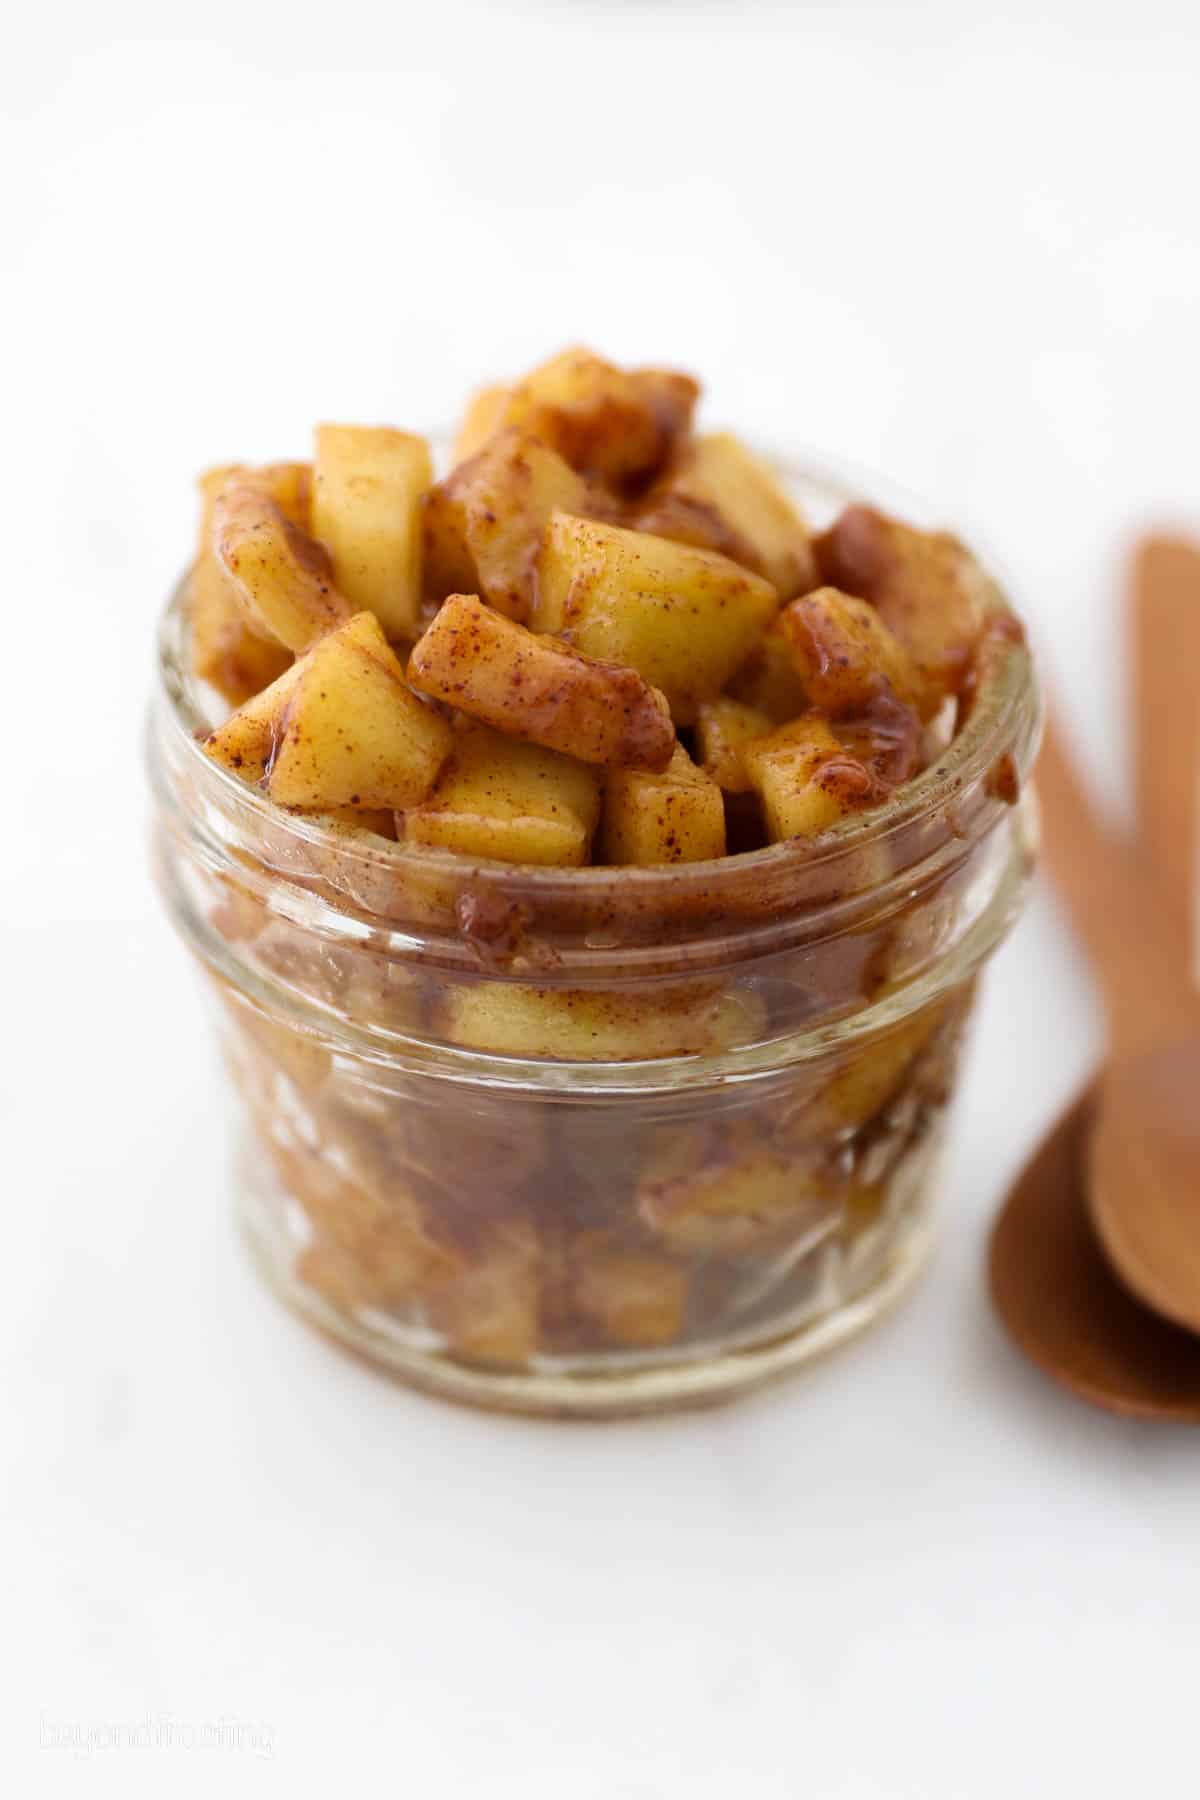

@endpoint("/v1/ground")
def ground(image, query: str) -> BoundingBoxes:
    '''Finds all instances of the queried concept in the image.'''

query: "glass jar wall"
[149,457,1039,1416]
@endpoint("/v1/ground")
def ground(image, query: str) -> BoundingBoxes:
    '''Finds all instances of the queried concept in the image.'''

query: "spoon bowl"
[989,1085,1200,1420]
[1089,1037,1200,1336]
[990,539,1200,1411]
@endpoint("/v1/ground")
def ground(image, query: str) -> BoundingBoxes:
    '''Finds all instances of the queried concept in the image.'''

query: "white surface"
[4,3,1200,1793]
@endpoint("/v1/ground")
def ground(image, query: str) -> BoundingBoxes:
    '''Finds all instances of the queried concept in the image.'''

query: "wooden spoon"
[1034,716,1200,1334]
[993,723,1200,1411]
[1131,535,1200,947]
[990,536,1200,1412]
[1089,536,1200,1332]
[989,722,1200,1417]
[990,1088,1200,1419]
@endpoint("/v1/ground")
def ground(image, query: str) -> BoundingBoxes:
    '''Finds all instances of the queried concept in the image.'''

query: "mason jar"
[148,456,1039,1417]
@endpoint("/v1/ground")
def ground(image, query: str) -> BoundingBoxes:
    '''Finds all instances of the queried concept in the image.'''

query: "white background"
[4,2,1200,1793]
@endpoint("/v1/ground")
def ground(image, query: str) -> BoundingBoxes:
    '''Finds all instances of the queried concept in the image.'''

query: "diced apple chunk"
[498,346,697,483]
[694,698,774,793]
[190,462,310,704]
[639,1134,835,1254]
[191,553,292,711]
[813,1000,950,1131]
[532,513,779,725]
[422,430,593,620]
[200,458,312,530]
[213,485,352,652]
[777,584,929,718]
[287,1154,450,1280]
[725,623,810,722]
[814,506,989,705]
[425,1222,541,1366]
[632,433,816,599]
[201,656,305,781]
[407,592,675,769]
[453,382,510,463]
[290,1154,464,1311]
[311,425,432,639]
[440,980,765,1060]
[601,744,725,865]
[570,1238,687,1346]
[266,612,453,809]
[303,806,397,837]
[625,490,748,568]
[297,1238,441,1315]
[626,367,700,446]
[742,714,879,842]
[405,724,601,866]
[216,986,331,1094]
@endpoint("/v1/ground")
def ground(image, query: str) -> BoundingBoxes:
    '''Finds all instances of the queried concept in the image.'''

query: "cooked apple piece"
[425,1222,541,1366]
[814,506,989,705]
[626,366,700,447]
[209,873,269,946]
[422,430,593,620]
[638,1133,836,1255]
[625,489,749,568]
[296,1241,423,1315]
[419,489,476,606]
[439,979,765,1060]
[285,1149,451,1278]
[405,724,601,866]
[743,713,884,842]
[632,433,816,599]
[295,1239,366,1312]
[343,1082,547,1207]
[311,425,432,639]
[570,1237,687,1347]
[215,983,332,1095]
[213,485,352,652]
[532,513,779,724]
[201,655,305,781]
[778,584,930,718]
[301,806,397,837]
[600,743,725,865]
[191,551,292,708]
[725,623,809,722]
[201,458,312,530]
[190,462,310,703]
[812,998,951,1131]
[498,346,697,484]
[694,698,774,794]
[266,612,453,809]
[240,913,417,1041]
[294,1160,464,1309]
[255,460,311,526]
[407,592,674,768]
[453,382,511,463]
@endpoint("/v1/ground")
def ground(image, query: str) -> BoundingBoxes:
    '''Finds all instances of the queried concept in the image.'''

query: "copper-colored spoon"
[990,726,1200,1417]
[1035,710,1200,1351]
[1090,538,1200,1335]
[990,537,1200,1413]
[1132,536,1200,946]
[1089,1050,1200,1335]
[990,1088,1200,1419]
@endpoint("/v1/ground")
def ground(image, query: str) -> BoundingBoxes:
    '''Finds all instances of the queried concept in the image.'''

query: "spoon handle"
[1036,713,1200,1060]
[1131,535,1200,962]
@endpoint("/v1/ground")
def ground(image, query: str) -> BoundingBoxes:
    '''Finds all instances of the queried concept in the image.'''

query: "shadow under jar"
[149,456,1039,1418]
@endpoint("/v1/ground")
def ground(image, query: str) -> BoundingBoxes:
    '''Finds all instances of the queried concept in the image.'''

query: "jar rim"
[150,448,1040,970]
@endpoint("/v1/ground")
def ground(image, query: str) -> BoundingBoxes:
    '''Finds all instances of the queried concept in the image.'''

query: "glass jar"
[148,455,1039,1417]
